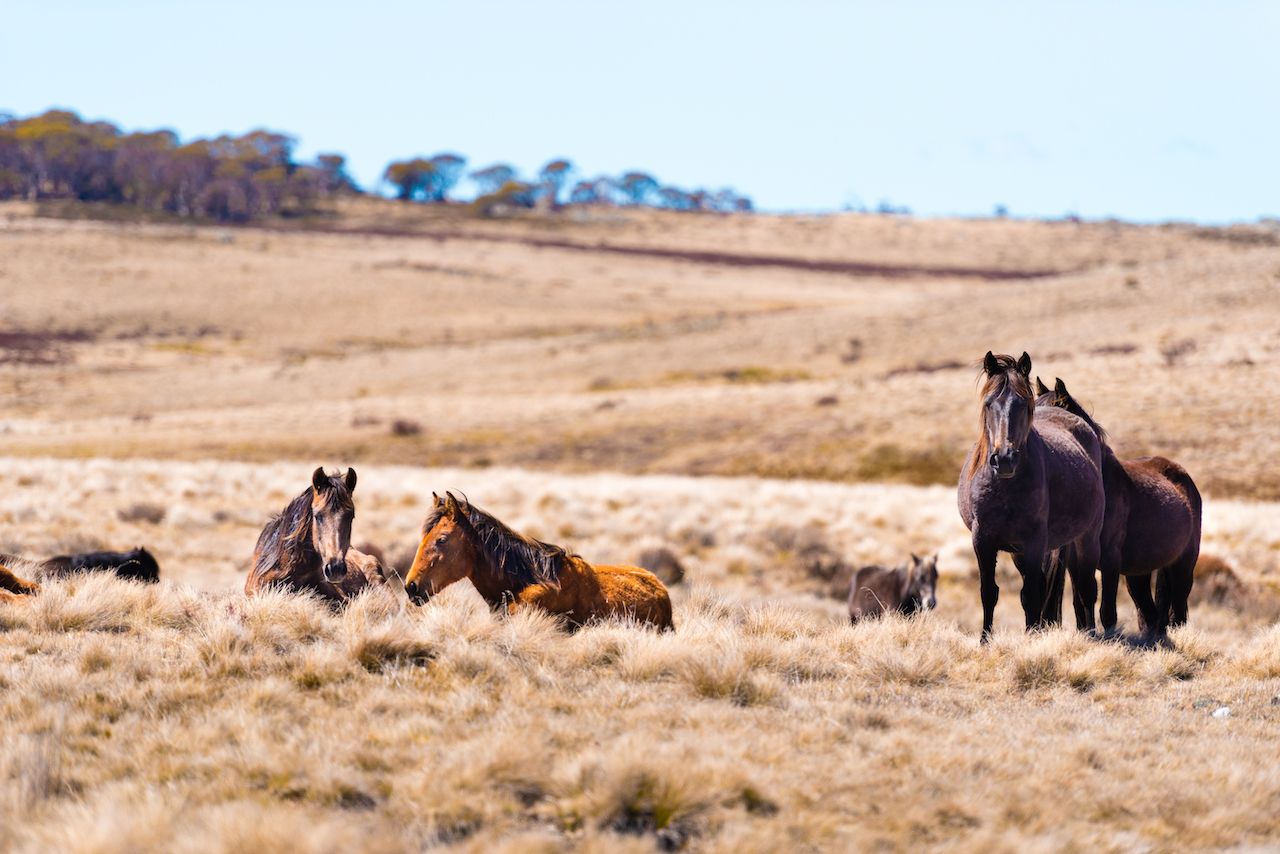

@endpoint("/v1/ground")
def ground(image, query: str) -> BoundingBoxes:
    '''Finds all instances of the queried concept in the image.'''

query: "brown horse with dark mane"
[245,467,388,604]
[957,352,1106,641]
[404,492,674,631]
[1036,377,1201,640]
[0,563,40,604]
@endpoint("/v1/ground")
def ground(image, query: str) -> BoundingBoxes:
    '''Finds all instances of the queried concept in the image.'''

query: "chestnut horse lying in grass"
[1037,377,1202,640]
[0,563,40,604]
[405,492,674,631]
[246,467,388,605]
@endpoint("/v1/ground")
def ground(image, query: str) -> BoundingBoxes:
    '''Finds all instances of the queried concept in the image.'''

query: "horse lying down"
[405,492,674,631]
[0,546,159,594]
[245,466,391,605]
[40,547,161,582]
[0,562,41,603]
[848,553,939,623]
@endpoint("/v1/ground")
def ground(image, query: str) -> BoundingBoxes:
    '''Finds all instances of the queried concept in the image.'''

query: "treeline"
[0,108,753,222]
[382,155,753,214]
[0,110,356,222]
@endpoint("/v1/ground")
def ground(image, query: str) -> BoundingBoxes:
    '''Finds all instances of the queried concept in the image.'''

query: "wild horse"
[957,352,1105,641]
[1037,377,1201,640]
[246,467,388,604]
[405,492,674,631]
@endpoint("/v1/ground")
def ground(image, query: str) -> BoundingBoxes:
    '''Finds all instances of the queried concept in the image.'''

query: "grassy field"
[2,202,1280,851]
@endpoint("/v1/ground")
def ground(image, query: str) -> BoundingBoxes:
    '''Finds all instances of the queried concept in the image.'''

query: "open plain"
[2,201,1280,851]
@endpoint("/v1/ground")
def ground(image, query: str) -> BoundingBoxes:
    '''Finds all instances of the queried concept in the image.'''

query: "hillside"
[3,201,1279,498]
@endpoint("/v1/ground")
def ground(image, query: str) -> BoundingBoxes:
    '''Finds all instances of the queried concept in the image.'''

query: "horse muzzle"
[405,580,430,606]
[989,448,1021,479]
[322,560,348,582]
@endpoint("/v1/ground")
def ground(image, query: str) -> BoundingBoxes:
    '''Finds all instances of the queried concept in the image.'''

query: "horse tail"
[1041,547,1067,624]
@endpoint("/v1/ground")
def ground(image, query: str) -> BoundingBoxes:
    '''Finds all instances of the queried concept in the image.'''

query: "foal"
[405,492,674,631]
[848,553,939,623]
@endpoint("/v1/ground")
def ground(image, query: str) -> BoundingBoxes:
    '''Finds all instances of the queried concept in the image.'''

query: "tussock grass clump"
[3,572,1280,850]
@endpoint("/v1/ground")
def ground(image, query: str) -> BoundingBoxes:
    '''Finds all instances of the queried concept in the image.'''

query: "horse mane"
[968,354,1035,476]
[254,476,354,576]
[424,496,570,591]
[1045,383,1110,446]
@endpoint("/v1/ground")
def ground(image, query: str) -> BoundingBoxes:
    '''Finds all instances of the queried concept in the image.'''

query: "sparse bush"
[636,546,686,586]
[390,418,422,437]
[117,502,166,524]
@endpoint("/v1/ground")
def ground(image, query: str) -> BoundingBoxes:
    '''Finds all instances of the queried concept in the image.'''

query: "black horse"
[957,353,1105,641]
[42,547,161,582]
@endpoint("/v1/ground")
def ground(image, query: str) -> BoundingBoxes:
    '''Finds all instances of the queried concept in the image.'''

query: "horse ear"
[432,491,441,506]
[983,351,998,375]
[444,492,460,517]
[1035,376,1050,396]
[344,467,357,493]
[1016,352,1032,377]
[1054,377,1068,394]
[312,466,328,492]
[910,552,920,563]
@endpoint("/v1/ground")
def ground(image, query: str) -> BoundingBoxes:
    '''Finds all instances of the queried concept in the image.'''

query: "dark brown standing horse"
[957,352,1106,641]
[245,467,388,604]
[1036,377,1201,640]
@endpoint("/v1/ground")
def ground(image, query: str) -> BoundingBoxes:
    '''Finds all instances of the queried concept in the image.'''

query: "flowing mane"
[424,496,570,590]
[969,353,1035,476]
[253,476,354,577]
[1056,390,1109,445]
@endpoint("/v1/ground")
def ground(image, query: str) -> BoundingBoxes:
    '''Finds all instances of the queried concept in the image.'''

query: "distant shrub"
[117,503,166,525]
[390,419,422,437]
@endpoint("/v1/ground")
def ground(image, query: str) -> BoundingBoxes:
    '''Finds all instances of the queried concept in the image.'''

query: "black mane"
[423,496,570,591]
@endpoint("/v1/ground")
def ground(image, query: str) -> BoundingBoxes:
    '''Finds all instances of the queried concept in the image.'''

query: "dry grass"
[0,458,1278,849]
[2,578,1280,852]
[3,206,1280,849]
[2,203,1279,497]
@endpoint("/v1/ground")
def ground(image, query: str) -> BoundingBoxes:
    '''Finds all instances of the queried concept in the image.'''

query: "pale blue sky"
[4,1,1277,220]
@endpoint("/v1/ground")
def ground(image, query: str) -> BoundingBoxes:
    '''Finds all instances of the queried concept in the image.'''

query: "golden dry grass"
[3,204,1280,850]
[3,578,1280,852]
[3,201,1280,497]
[0,457,1278,850]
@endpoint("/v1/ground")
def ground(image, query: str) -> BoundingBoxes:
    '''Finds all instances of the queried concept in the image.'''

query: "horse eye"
[436,536,447,545]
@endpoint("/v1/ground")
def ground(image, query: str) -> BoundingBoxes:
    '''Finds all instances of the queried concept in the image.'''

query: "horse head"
[405,492,479,606]
[310,466,357,583]
[979,351,1035,479]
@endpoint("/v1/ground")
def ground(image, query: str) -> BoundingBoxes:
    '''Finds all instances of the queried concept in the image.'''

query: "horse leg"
[974,537,999,644]
[1166,547,1198,629]
[1065,535,1099,634]
[1042,549,1066,627]
[1012,542,1049,633]
[1099,547,1122,637]
[1125,572,1159,642]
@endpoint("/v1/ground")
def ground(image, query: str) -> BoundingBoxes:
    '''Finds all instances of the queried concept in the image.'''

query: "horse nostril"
[989,453,999,469]
[405,581,417,597]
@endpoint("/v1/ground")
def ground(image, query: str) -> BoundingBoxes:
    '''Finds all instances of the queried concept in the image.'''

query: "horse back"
[848,565,904,621]
[1118,456,1201,569]
[1032,409,1106,548]
[584,562,675,630]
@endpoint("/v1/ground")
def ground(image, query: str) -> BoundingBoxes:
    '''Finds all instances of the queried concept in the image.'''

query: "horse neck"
[460,532,515,607]
[278,501,319,577]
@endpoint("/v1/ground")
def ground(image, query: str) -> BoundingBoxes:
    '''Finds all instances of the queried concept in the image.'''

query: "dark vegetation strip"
[261,222,1067,281]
